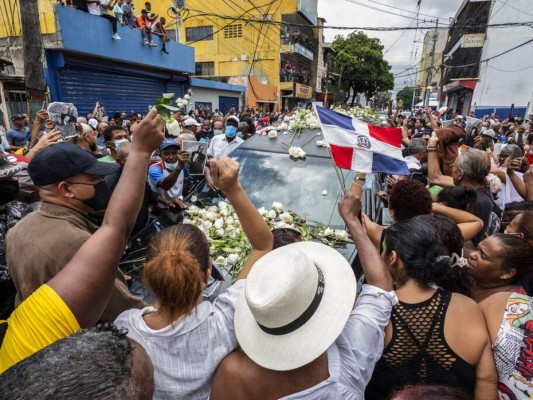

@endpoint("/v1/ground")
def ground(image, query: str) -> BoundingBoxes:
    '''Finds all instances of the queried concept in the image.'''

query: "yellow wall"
[0,0,57,37]
[172,0,300,88]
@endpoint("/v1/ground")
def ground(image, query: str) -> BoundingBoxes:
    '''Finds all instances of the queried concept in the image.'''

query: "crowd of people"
[0,97,532,400]
[61,0,170,52]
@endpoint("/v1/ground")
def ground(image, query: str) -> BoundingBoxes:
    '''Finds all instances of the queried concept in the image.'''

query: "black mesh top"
[365,290,476,399]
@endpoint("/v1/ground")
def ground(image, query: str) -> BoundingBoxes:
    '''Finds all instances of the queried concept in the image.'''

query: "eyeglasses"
[65,176,105,186]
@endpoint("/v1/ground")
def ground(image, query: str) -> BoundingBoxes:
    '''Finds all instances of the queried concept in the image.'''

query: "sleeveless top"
[365,290,476,399]
[493,293,533,399]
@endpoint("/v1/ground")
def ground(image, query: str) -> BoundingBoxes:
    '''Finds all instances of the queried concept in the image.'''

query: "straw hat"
[234,241,356,371]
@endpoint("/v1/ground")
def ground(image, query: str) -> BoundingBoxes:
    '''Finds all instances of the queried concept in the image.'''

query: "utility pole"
[20,0,47,121]
[411,68,418,111]
[424,19,439,107]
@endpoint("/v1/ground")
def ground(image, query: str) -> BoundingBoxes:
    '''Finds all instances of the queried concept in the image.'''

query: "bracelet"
[353,176,366,183]
[351,182,363,189]
[427,147,438,152]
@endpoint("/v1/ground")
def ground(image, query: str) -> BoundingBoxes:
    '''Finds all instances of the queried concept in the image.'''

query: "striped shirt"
[114,280,245,400]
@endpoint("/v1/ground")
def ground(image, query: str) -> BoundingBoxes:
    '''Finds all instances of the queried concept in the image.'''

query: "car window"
[236,150,355,228]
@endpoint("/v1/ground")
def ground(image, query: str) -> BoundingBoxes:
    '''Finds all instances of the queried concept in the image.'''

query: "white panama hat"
[234,241,356,371]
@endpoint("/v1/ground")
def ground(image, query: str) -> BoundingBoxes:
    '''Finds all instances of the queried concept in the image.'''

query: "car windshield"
[236,150,355,228]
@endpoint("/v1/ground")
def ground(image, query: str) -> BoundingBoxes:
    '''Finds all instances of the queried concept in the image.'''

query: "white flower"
[217,228,225,236]
[214,256,227,266]
[276,221,291,229]
[227,254,239,265]
[191,195,198,203]
[226,216,235,225]
[205,211,217,221]
[268,130,278,139]
[219,208,229,217]
[272,202,283,212]
[214,219,224,229]
[279,123,288,130]
[258,207,267,216]
[209,246,216,255]
[266,210,277,219]
[218,201,228,209]
[334,229,349,240]
[280,212,293,224]
[182,99,188,106]
[177,102,184,108]
[184,94,191,100]
[207,206,218,212]
[182,218,194,225]
[323,227,334,237]
[188,205,200,215]
[316,140,326,147]
[202,221,213,231]
[175,97,183,104]
[289,147,306,159]
[309,122,320,129]
[284,116,290,122]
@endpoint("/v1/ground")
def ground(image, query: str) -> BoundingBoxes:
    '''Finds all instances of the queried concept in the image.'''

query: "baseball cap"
[11,114,24,121]
[183,117,201,127]
[88,118,98,129]
[160,139,180,150]
[28,142,119,186]
[226,115,240,125]
[482,129,496,139]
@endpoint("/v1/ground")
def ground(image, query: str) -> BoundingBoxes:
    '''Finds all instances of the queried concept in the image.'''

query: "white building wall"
[471,0,533,109]
[190,86,243,112]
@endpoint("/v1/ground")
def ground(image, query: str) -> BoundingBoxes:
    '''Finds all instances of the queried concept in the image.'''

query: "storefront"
[443,79,477,117]
[280,82,313,110]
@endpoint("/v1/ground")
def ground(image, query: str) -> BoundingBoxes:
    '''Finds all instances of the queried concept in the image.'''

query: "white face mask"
[164,161,179,171]
[114,138,128,150]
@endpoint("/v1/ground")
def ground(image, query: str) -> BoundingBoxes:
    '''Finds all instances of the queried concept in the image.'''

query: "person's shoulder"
[479,291,513,314]
[148,162,163,171]
[215,351,264,394]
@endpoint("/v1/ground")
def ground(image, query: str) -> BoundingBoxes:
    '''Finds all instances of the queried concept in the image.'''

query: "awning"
[443,79,477,93]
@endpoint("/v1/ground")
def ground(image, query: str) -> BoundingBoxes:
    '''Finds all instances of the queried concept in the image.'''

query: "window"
[223,24,243,39]
[195,62,215,76]
[195,102,212,112]
[185,26,213,42]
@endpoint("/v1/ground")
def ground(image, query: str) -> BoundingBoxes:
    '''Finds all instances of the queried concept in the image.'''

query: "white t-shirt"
[494,169,525,210]
[115,280,245,400]
[87,0,110,16]
[207,135,244,160]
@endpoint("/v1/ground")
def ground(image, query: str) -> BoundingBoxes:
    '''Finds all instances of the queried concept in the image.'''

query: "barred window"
[195,62,215,76]
[185,26,213,42]
[224,24,243,39]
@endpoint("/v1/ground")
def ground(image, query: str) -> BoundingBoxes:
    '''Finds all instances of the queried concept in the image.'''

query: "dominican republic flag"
[314,105,409,175]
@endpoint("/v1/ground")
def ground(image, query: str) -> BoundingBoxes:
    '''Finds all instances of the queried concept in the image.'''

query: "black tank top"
[365,290,476,399]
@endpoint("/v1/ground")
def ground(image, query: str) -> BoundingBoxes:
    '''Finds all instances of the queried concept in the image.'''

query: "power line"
[488,63,533,73]
[343,0,448,23]
[494,0,533,18]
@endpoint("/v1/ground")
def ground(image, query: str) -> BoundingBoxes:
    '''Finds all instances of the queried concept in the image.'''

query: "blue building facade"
[44,6,195,117]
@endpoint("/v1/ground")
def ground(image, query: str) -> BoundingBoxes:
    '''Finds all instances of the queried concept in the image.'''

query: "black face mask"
[82,180,112,212]
[0,180,20,205]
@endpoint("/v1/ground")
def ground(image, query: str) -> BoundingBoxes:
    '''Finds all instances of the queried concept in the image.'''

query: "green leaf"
[162,93,175,99]
[160,104,181,112]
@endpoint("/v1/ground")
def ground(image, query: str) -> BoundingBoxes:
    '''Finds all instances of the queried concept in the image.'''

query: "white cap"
[183,117,201,127]
[88,118,98,129]
[226,115,240,125]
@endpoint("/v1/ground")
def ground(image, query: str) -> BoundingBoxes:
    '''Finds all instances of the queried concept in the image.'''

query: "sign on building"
[461,34,485,48]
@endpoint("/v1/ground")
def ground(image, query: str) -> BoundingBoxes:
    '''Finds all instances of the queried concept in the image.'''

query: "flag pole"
[312,103,346,191]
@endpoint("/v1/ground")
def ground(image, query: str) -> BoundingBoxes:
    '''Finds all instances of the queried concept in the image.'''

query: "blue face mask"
[225,125,237,138]
[237,131,244,139]
[213,129,223,136]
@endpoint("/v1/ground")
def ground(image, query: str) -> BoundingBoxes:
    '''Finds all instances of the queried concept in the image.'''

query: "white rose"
[207,206,218,212]
[334,230,349,240]
[188,205,200,215]
[276,221,290,229]
[202,221,213,231]
[323,227,334,237]
[209,246,216,255]
[279,123,288,130]
[280,212,293,224]
[184,94,191,100]
[258,207,267,216]
[182,99,188,106]
[214,256,227,266]
[205,211,217,221]
[218,201,228,209]
[316,140,326,147]
[175,97,183,104]
[191,195,198,203]
[182,218,194,225]
[199,209,207,219]
[219,208,228,217]
[309,122,319,129]
[272,202,283,212]
[266,210,277,219]
[214,219,224,229]
[227,254,239,265]
[226,216,234,225]
[177,102,184,109]
[217,228,225,236]
[297,149,306,158]
[284,116,290,122]
[268,130,278,139]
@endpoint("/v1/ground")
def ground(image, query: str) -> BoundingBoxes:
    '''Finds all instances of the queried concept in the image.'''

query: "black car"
[188,128,369,281]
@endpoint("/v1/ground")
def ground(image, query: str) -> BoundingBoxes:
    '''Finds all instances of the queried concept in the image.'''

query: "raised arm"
[210,157,273,280]
[506,158,526,199]
[338,191,393,291]
[47,109,164,328]
[525,164,533,201]
[427,136,454,187]
[432,202,483,242]
[156,151,189,191]
[428,108,439,131]
[29,110,47,149]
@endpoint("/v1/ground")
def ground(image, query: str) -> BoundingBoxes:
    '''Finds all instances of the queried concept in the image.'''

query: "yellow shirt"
[0,284,80,373]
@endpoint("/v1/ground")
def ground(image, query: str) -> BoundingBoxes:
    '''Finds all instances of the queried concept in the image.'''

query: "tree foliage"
[373,91,392,110]
[331,31,394,106]
[396,86,416,109]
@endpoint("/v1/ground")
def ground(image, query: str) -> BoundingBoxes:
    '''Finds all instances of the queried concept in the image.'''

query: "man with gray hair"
[404,138,427,172]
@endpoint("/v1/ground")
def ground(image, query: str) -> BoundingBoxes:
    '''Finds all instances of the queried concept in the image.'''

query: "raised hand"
[129,109,163,154]
[338,190,362,223]
[210,156,240,194]
[177,150,189,167]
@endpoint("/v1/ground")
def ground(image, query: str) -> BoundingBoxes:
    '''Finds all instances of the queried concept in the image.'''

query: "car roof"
[237,128,331,158]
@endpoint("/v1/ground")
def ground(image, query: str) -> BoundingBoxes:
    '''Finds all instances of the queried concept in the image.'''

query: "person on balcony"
[136,9,157,47]
[87,0,121,40]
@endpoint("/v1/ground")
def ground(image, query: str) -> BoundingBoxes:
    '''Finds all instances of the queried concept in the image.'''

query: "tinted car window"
[235,150,354,228]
